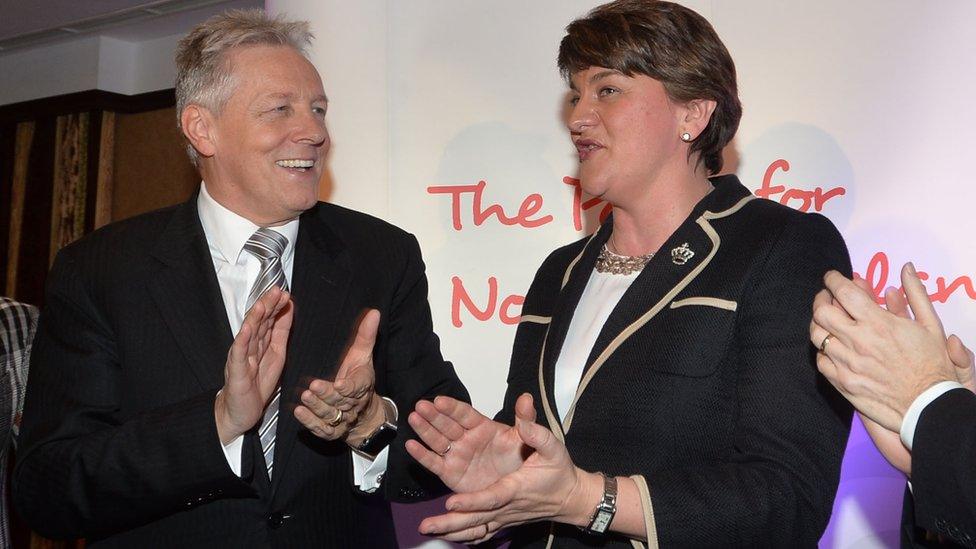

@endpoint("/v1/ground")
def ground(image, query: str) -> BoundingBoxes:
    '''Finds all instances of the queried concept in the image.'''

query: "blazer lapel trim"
[148,199,233,390]
[537,331,565,443]
[537,228,608,439]
[519,315,552,325]
[562,231,601,289]
[560,194,755,432]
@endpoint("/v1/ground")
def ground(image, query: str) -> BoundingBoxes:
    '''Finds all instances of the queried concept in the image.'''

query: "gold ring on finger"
[328,409,343,426]
[438,442,452,457]
[820,334,833,354]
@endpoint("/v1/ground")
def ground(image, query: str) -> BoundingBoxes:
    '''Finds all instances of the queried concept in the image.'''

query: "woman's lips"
[575,139,604,161]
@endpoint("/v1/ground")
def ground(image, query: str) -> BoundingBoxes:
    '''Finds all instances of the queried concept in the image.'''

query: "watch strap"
[584,473,618,535]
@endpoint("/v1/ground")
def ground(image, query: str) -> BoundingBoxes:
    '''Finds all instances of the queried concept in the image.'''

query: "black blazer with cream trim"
[498,175,853,548]
[13,196,468,548]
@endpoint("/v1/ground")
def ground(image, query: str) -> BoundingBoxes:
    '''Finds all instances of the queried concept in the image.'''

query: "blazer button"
[268,512,285,529]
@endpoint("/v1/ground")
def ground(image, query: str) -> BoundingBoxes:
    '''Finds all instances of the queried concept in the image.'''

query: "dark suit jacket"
[902,388,976,548]
[496,176,853,548]
[13,197,469,548]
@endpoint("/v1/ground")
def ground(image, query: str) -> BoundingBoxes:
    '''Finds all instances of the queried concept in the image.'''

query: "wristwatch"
[583,473,618,535]
[355,397,398,459]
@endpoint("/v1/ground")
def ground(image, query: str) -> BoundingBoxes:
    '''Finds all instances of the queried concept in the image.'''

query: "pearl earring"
[680,132,693,142]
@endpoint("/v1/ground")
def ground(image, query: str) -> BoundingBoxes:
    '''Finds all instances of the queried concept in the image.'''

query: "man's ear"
[679,98,717,140]
[180,105,217,159]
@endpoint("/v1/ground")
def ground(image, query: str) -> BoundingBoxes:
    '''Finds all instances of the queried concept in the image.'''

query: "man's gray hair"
[175,9,314,164]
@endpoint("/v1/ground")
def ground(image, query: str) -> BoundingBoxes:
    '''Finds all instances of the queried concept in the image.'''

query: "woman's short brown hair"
[558,0,741,175]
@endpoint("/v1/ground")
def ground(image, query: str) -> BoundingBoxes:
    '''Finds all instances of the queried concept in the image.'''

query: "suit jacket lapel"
[582,219,715,372]
[538,225,610,432]
[562,178,751,431]
[148,198,233,391]
[270,206,353,494]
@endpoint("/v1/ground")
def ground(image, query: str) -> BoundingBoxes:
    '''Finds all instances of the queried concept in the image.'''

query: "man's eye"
[568,96,580,106]
[274,105,290,112]
[312,106,327,116]
[599,87,618,97]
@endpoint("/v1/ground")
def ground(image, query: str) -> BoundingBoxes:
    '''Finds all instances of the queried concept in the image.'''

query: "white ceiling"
[0,0,263,50]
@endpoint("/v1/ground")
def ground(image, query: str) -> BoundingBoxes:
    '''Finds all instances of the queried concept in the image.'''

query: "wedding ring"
[439,442,452,456]
[328,409,343,426]
[820,334,833,354]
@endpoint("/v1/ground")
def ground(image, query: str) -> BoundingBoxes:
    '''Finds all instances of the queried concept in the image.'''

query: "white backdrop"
[267,1,976,547]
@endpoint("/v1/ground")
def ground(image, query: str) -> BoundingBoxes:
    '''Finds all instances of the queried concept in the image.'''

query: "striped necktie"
[243,227,289,477]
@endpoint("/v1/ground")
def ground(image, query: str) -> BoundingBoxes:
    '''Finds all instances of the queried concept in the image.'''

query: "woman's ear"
[180,105,217,159]
[679,98,718,141]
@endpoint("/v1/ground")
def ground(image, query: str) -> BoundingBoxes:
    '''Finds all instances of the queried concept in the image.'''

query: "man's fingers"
[948,334,976,392]
[811,301,857,348]
[334,369,372,399]
[901,262,944,336]
[883,286,910,319]
[336,310,380,377]
[948,334,976,368]
[823,270,882,322]
[308,379,346,407]
[300,388,339,418]
[816,351,842,387]
[227,321,251,374]
[294,405,341,440]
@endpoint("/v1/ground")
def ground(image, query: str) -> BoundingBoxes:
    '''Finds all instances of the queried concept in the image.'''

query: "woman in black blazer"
[407,1,853,547]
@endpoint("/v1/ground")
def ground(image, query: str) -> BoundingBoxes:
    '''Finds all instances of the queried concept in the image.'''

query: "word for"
[753,159,845,213]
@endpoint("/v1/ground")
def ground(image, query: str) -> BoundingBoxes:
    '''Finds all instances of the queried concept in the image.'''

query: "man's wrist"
[900,380,965,450]
[345,394,388,448]
[214,390,242,445]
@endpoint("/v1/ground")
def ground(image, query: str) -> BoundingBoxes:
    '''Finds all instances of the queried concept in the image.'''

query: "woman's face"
[567,66,687,206]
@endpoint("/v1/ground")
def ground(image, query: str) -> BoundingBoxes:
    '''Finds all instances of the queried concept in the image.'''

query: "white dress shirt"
[197,182,387,491]
[900,380,965,451]
[553,267,639,421]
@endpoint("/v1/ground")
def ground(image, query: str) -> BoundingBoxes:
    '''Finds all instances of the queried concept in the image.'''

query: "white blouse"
[553,267,639,422]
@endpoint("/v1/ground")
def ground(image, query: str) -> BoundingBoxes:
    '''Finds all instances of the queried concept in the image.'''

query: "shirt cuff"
[222,435,245,477]
[352,447,389,493]
[900,380,964,450]
[351,396,397,493]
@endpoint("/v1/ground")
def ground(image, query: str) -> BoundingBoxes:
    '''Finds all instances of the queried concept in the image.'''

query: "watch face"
[591,511,612,533]
[358,422,397,457]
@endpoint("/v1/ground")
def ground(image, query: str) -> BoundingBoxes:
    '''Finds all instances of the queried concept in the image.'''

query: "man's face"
[202,44,330,225]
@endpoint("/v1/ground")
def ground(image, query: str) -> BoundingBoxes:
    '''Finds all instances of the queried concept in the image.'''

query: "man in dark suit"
[13,9,467,547]
[811,265,976,547]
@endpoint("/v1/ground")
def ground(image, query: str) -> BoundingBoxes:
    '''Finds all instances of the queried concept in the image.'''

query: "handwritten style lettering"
[563,176,613,231]
[450,276,524,327]
[427,180,553,230]
[754,159,846,213]
[859,251,976,304]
